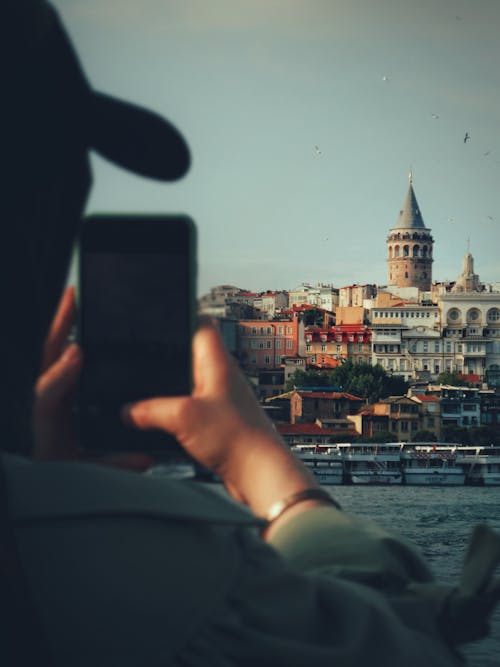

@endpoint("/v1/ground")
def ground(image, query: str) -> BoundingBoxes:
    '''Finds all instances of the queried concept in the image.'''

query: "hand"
[33,287,152,472]
[123,322,319,520]
[33,286,82,460]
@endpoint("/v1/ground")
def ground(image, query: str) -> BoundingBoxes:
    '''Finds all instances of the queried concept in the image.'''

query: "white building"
[288,283,338,311]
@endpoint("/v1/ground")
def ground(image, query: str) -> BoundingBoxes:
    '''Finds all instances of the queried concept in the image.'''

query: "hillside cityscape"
[199,174,500,446]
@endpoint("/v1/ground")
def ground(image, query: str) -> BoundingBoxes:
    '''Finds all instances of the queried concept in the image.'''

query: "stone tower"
[451,243,482,293]
[386,172,433,291]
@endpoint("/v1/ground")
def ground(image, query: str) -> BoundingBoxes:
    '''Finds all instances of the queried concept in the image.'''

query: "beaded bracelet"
[265,487,341,523]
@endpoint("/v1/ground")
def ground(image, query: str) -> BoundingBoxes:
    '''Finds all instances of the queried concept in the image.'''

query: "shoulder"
[2,453,262,527]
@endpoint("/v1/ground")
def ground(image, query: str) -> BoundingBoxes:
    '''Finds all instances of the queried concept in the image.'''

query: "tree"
[411,430,437,443]
[329,360,408,403]
[436,370,470,386]
[442,425,470,444]
[285,361,409,403]
[284,369,337,391]
[467,426,500,447]
[365,431,398,443]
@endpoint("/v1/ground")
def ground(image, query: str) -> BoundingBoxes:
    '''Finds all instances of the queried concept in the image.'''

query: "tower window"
[405,272,408,278]
[403,245,409,256]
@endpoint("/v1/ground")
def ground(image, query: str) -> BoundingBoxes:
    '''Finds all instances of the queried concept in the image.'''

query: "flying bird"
[431,113,440,119]
[314,145,322,156]
[382,75,390,82]
[484,150,491,156]
[464,132,470,143]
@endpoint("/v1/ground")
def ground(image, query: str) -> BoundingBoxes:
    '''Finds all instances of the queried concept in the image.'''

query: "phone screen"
[78,215,196,455]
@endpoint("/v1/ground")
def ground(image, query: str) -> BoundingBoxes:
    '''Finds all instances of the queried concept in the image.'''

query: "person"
[1,2,500,665]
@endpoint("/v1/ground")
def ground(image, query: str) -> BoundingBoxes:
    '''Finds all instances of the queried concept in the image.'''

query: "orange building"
[236,316,304,370]
[305,324,372,365]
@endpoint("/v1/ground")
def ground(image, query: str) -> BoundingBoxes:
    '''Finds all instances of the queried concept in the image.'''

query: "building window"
[275,355,281,364]
[487,308,500,322]
[321,344,327,351]
[467,308,481,323]
[434,342,440,352]
[401,421,408,432]
[278,326,284,334]
[286,327,293,334]
[266,341,272,349]
[286,340,293,349]
[259,342,264,349]
[264,355,271,365]
[276,340,282,349]
[260,327,265,335]
[251,327,257,335]
[251,341,257,349]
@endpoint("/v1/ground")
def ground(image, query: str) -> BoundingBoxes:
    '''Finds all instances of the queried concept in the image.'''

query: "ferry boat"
[291,445,344,485]
[334,442,403,485]
[400,443,466,486]
[455,446,500,486]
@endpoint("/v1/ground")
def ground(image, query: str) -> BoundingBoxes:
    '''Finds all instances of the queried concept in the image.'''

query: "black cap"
[4,0,191,181]
[1,1,191,454]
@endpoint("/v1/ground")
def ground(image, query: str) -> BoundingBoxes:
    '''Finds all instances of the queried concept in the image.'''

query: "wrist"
[219,430,320,519]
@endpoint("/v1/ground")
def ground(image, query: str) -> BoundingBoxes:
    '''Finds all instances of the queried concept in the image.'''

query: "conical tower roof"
[392,172,426,230]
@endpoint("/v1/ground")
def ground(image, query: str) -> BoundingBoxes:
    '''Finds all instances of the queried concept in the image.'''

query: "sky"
[53,0,500,296]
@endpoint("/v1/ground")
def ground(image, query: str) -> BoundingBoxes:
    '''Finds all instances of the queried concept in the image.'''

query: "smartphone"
[77,214,197,458]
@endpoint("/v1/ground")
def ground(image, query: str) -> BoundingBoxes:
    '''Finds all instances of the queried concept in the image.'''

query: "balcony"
[372,334,402,343]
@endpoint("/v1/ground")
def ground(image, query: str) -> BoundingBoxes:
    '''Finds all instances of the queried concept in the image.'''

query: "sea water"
[325,485,500,667]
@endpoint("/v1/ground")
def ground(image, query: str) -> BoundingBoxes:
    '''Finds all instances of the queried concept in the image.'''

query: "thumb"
[122,396,195,440]
[35,344,82,407]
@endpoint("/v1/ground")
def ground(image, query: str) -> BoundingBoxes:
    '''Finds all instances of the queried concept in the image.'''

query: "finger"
[122,396,194,439]
[192,323,235,394]
[40,286,77,372]
[35,344,82,407]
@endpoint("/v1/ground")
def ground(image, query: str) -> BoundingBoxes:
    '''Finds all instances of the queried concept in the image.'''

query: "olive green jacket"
[3,454,500,666]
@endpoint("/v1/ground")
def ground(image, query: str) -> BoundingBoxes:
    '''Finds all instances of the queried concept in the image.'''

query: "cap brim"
[88,92,191,181]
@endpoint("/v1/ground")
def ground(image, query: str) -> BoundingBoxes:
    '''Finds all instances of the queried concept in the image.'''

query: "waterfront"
[326,485,500,667]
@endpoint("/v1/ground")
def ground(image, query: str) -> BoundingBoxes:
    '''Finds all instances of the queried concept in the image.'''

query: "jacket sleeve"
[268,506,500,649]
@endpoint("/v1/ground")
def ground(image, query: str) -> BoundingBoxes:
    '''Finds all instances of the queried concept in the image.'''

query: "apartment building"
[347,395,441,440]
[305,324,372,365]
[339,284,377,307]
[288,283,339,310]
[290,389,363,424]
[236,316,304,371]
